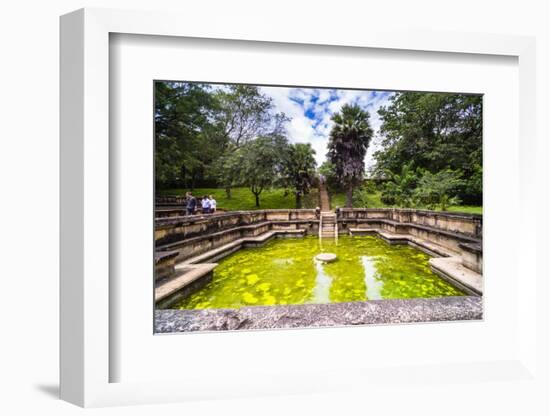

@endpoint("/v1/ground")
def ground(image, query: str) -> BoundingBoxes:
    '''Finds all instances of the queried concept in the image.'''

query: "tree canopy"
[374,92,482,204]
[227,135,290,207]
[155,82,290,195]
[283,143,317,208]
[326,104,374,207]
[154,82,482,212]
[154,82,221,188]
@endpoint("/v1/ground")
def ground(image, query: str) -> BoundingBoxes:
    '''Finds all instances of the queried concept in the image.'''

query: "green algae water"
[174,236,464,310]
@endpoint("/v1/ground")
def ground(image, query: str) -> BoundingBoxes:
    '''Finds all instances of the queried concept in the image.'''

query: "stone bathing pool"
[171,235,465,311]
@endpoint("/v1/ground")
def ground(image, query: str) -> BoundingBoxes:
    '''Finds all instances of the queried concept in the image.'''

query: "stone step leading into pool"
[319,211,337,239]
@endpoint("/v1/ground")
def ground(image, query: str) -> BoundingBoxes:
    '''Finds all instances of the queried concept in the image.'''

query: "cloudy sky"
[259,86,394,170]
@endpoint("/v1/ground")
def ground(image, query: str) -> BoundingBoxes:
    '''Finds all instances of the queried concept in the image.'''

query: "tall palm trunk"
[295,192,302,209]
[345,185,353,208]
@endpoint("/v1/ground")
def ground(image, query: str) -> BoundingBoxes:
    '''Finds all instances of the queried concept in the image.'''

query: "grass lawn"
[158,187,320,211]
[445,205,483,215]
[330,190,482,215]
[159,187,481,214]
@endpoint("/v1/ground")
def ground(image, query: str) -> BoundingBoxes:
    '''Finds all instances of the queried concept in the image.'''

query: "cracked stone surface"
[154,296,482,333]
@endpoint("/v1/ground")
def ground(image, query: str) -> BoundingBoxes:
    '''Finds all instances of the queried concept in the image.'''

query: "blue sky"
[259,86,394,169]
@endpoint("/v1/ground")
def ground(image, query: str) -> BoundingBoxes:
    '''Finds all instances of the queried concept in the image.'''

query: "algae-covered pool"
[174,235,464,310]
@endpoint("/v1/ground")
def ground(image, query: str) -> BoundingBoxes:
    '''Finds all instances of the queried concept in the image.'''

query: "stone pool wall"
[155,296,483,332]
[156,209,319,262]
[338,208,482,238]
[156,209,318,244]
[155,208,482,268]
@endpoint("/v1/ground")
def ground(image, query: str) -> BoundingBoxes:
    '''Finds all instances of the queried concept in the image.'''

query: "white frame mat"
[60,8,537,407]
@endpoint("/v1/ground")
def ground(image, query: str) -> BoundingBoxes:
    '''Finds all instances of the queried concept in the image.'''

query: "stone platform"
[155,296,482,333]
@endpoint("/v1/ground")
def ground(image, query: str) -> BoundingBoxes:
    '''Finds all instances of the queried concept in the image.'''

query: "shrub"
[380,163,418,208]
[413,169,464,211]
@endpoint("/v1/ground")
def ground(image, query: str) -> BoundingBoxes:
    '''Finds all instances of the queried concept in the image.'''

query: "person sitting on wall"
[185,192,197,216]
[209,195,217,214]
[201,194,211,214]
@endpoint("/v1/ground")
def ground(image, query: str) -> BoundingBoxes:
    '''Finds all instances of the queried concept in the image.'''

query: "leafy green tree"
[326,104,374,207]
[216,85,287,147]
[283,143,317,208]
[413,169,465,210]
[380,163,419,207]
[318,160,339,191]
[352,180,378,207]
[229,135,290,207]
[214,85,289,198]
[375,92,482,204]
[154,82,222,189]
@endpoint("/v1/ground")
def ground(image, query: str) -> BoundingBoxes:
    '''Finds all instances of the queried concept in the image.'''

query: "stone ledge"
[154,250,179,263]
[339,207,483,220]
[155,296,482,333]
[155,263,218,307]
[180,229,305,265]
[348,227,456,258]
[459,242,482,254]
[348,227,377,235]
[156,209,318,228]
[340,218,480,243]
[157,220,312,250]
[429,257,483,295]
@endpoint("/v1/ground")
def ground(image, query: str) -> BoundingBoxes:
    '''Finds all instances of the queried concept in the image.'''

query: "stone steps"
[181,229,305,265]
[155,263,217,307]
[319,211,337,238]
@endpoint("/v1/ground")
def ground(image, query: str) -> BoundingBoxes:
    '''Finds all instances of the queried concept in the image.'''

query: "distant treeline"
[155,82,482,209]
[155,82,316,208]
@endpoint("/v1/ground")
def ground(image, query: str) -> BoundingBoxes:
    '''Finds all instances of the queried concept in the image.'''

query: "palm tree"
[327,104,374,207]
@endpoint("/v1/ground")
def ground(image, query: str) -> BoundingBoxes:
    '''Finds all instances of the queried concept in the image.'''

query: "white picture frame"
[60,7,538,408]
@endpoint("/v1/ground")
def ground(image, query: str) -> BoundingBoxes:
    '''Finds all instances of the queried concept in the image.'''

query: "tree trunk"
[255,193,260,207]
[225,186,232,199]
[345,185,353,208]
[295,192,302,209]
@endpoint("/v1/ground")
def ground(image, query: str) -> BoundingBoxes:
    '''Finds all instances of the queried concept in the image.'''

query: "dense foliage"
[374,92,482,205]
[154,82,222,188]
[326,104,374,207]
[221,135,290,207]
[155,83,482,212]
[155,82,315,207]
[283,143,318,208]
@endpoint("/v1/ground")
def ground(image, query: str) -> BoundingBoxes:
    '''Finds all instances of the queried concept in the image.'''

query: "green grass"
[158,187,320,211]
[330,190,482,215]
[445,205,483,215]
[330,191,386,210]
[159,187,481,214]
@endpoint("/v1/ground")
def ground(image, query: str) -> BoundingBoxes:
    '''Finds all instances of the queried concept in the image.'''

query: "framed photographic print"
[152,80,483,334]
[60,7,538,408]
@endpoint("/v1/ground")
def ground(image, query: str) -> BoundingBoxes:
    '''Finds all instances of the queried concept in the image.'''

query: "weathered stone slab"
[154,250,179,280]
[155,296,482,333]
[315,253,337,262]
[429,256,483,295]
[348,227,377,236]
[155,263,218,305]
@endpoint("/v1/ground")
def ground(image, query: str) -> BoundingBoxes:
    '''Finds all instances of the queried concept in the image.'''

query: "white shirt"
[210,198,217,209]
[201,198,211,209]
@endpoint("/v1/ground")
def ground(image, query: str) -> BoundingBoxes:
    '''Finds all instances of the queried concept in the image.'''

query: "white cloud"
[260,86,393,170]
